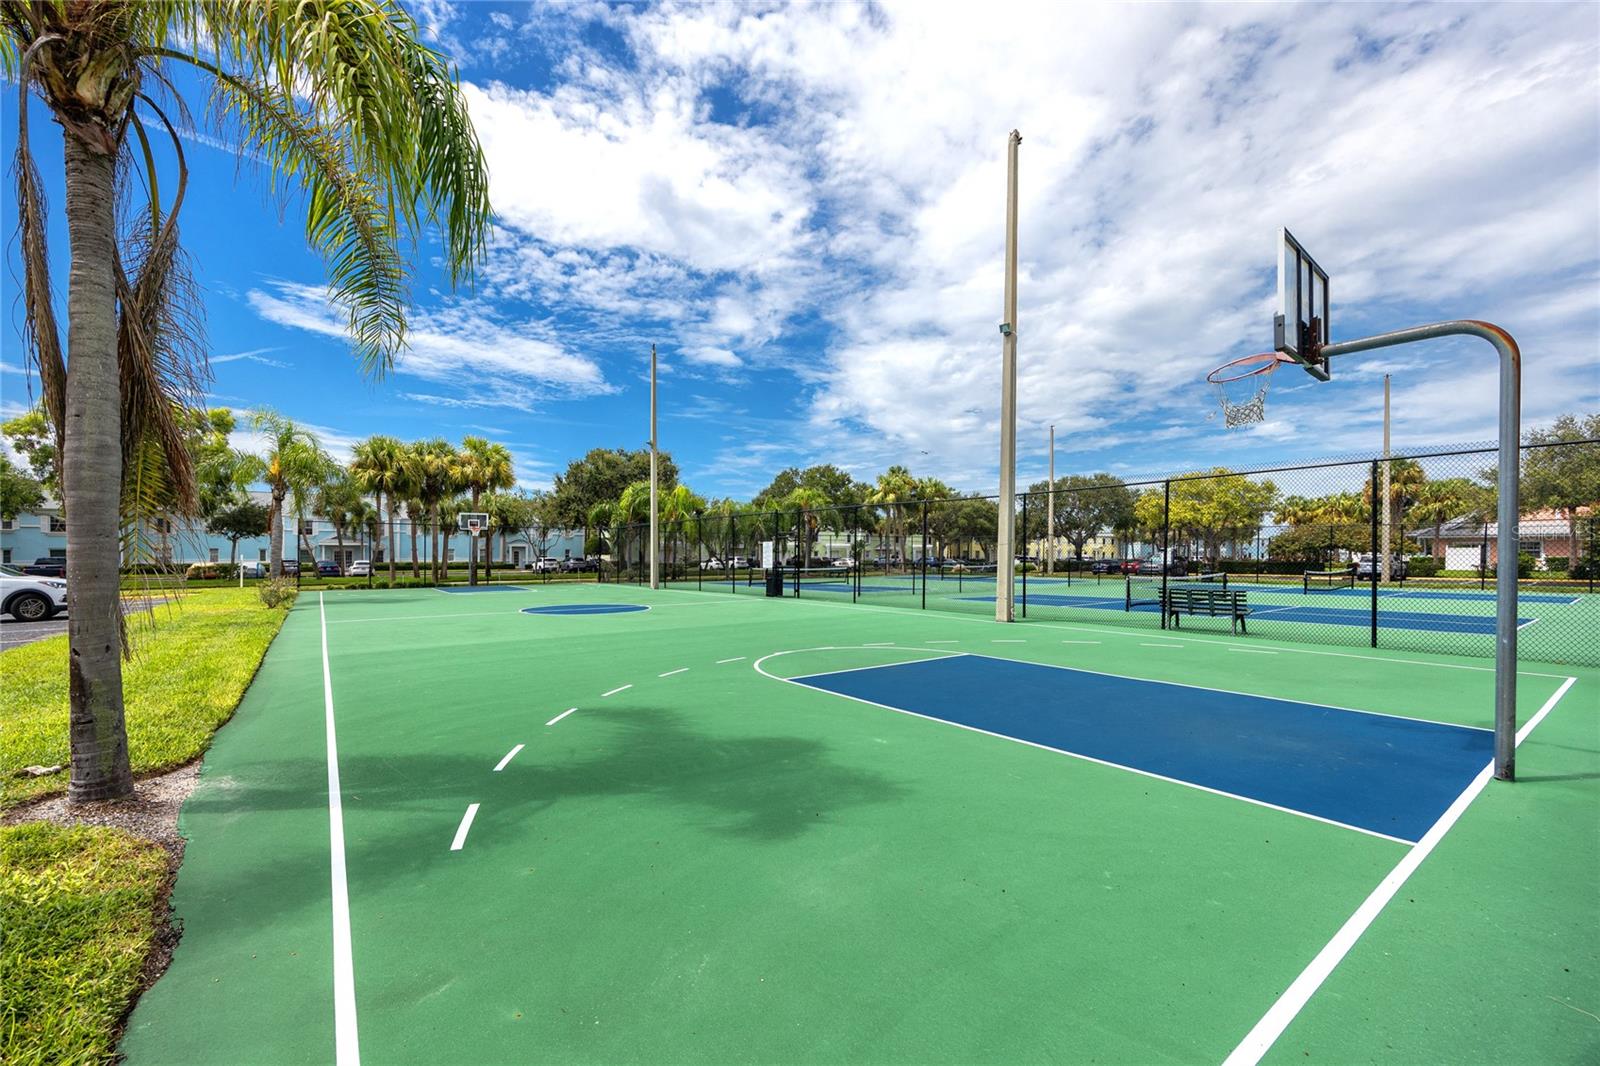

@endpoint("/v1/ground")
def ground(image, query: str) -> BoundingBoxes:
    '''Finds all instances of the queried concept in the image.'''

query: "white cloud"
[211,347,293,369]
[246,281,614,409]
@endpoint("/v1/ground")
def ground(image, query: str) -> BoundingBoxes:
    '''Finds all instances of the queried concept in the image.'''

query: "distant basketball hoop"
[457,511,489,536]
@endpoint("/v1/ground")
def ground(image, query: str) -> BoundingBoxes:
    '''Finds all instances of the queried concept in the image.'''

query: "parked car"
[1,564,69,621]
[1355,555,1407,580]
[1137,556,1189,576]
[729,556,749,570]
[316,560,342,577]
[532,557,562,572]
[347,560,372,577]
[279,560,301,576]
[831,557,854,568]
[560,557,598,573]
[1090,558,1125,575]
[21,556,66,578]
[237,561,268,579]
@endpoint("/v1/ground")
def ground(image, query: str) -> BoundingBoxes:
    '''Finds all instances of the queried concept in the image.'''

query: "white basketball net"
[1212,378,1271,427]
[1207,352,1292,428]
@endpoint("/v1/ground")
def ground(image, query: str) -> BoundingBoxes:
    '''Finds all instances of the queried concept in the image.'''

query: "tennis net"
[1303,568,1356,592]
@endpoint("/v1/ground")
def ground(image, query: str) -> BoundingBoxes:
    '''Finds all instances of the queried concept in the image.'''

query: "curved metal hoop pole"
[1321,320,1521,780]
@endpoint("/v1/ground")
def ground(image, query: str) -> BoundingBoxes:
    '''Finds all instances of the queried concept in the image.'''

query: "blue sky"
[3,1,1597,499]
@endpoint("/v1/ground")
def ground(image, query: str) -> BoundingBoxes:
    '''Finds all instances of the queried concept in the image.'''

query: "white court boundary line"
[493,744,524,772]
[318,593,361,1066]
[648,583,1574,679]
[753,647,1413,846]
[547,707,578,726]
[1221,675,1578,1066]
[601,684,632,698]
[450,804,481,851]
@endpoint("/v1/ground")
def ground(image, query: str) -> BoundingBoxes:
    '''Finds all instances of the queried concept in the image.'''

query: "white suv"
[532,557,562,572]
[1,564,69,621]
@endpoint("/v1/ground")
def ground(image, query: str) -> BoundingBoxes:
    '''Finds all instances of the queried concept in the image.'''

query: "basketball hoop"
[466,520,482,536]
[1206,351,1296,427]
[457,511,490,537]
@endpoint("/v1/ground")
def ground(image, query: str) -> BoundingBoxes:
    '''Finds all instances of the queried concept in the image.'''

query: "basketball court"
[119,580,1594,1064]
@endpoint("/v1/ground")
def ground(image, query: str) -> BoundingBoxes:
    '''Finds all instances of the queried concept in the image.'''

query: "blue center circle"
[520,603,650,616]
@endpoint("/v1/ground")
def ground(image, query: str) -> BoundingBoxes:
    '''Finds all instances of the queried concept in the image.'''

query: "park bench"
[1164,586,1251,634]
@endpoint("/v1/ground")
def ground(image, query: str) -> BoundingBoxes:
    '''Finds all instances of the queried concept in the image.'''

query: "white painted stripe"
[863,642,895,647]
[492,744,524,772]
[1221,675,1578,1066]
[992,639,1025,643]
[756,649,1414,846]
[1141,642,1183,648]
[546,707,577,726]
[1227,647,1278,655]
[926,640,960,644]
[318,593,361,1066]
[651,581,1575,679]
[449,804,480,851]
[1061,640,1101,645]
[601,685,632,698]
[659,667,689,677]
[716,657,746,664]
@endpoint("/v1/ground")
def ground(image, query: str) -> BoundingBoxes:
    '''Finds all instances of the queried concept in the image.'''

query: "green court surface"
[121,583,1598,1064]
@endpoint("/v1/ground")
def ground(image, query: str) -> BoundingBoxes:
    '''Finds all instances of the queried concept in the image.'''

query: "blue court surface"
[1247,583,1578,605]
[520,603,650,615]
[787,654,1494,842]
[961,595,1533,634]
[435,584,528,593]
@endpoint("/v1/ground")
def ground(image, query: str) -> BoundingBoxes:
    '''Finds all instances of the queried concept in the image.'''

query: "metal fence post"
[1160,480,1171,629]
[1370,459,1380,648]
[1020,493,1028,618]
[921,500,929,610]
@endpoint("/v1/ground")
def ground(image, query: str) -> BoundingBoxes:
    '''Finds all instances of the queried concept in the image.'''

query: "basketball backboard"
[457,511,490,534]
[1274,228,1330,381]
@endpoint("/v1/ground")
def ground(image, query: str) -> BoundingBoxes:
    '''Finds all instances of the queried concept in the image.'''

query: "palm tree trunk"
[468,490,481,585]
[269,487,285,575]
[385,494,397,582]
[61,134,134,802]
[431,503,441,582]
[409,511,420,578]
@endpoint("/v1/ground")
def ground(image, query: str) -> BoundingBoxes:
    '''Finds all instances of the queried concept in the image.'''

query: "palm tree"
[411,439,460,583]
[351,434,408,582]
[588,501,615,578]
[660,482,708,572]
[867,466,918,571]
[1,2,489,801]
[346,498,379,569]
[246,411,328,578]
[315,473,362,572]
[616,481,653,578]
[457,437,514,584]
[437,496,465,579]
[783,487,829,567]
[404,497,428,579]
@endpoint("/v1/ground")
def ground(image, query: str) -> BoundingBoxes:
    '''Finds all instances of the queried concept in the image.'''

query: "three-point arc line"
[492,744,524,771]
[547,707,577,726]
[716,657,746,664]
[602,685,632,698]
[450,804,480,851]
[659,668,688,677]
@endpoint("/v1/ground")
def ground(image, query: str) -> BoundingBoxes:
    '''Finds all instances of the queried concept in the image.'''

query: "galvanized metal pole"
[996,130,1021,623]
[1320,320,1520,779]
[649,344,659,590]
[1381,374,1392,583]
[1047,424,1055,577]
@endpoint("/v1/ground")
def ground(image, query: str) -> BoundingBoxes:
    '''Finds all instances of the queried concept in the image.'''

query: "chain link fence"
[605,439,1597,668]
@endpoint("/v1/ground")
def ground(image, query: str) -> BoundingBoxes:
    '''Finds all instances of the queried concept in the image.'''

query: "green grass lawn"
[0,587,296,808]
[0,823,169,1066]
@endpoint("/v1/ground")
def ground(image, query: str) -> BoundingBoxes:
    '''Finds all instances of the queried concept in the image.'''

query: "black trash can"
[766,566,786,597]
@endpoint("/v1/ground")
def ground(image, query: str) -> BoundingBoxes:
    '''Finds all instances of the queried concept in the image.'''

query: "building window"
[1,548,10,564]
[49,549,65,559]
[48,515,66,533]
[300,519,315,536]
[209,547,220,563]
[259,548,268,561]
[1519,539,1543,558]
[447,548,457,562]
[0,517,14,531]
[154,517,170,534]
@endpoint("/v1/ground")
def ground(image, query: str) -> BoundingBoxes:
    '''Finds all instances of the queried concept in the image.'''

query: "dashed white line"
[1228,647,1278,655]
[716,657,746,664]
[493,744,525,771]
[659,667,689,677]
[546,707,577,726]
[450,804,480,851]
[992,639,1025,643]
[863,642,895,647]
[1141,642,1183,648]
[601,684,632,698]
[926,640,959,644]
[1061,640,1101,645]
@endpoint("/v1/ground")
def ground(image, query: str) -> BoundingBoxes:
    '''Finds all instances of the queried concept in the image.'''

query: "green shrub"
[1406,555,1441,578]
[1544,556,1569,573]
[257,577,297,608]
[1517,552,1535,579]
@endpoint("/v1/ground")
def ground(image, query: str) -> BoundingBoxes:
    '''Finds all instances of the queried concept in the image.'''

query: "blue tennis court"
[786,653,1494,842]
[960,594,1532,634]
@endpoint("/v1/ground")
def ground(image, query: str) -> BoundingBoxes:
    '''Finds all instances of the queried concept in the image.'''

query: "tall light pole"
[995,129,1021,623]
[1380,373,1392,583]
[1046,424,1055,576]
[649,343,659,590]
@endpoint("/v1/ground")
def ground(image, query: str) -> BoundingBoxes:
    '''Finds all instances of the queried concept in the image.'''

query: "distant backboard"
[457,511,490,533]
[1275,228,1330,381]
